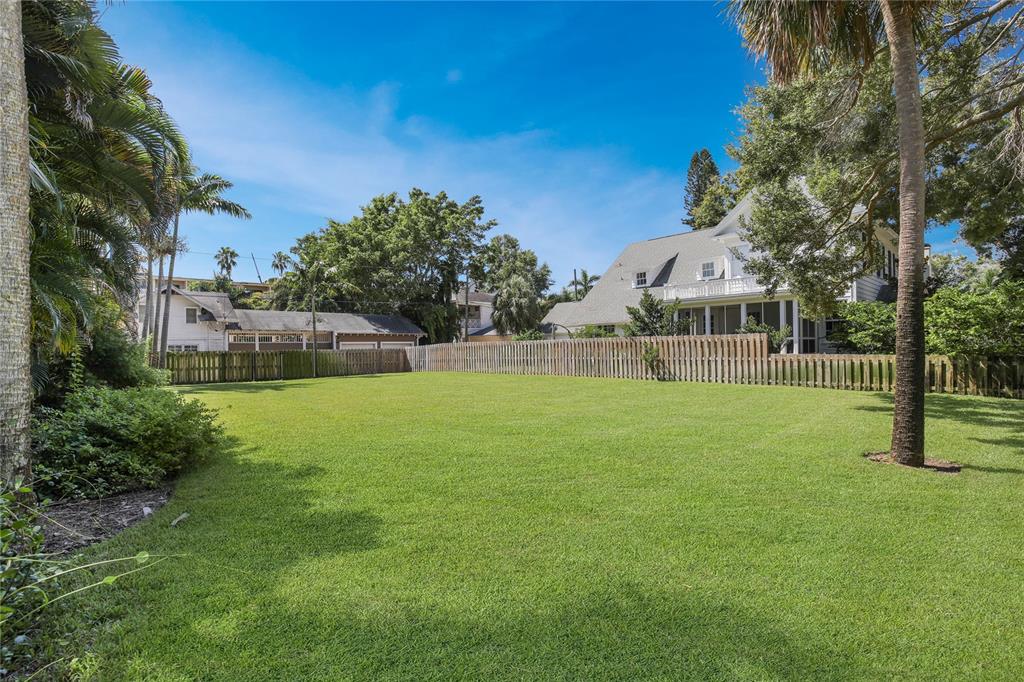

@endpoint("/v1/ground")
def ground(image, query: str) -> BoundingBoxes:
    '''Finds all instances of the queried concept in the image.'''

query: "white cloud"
[141,43,682,286]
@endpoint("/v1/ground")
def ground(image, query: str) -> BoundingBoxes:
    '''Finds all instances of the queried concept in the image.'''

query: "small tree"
[736,316,792,353]
[690,174,738,229]
[624,290,684,337]
[682,149,719,227]
[574,325,615,339]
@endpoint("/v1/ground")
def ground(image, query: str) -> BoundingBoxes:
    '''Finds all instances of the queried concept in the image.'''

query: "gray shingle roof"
[166,287,237,322]
[233,309,423,336]
[541,198,750,328]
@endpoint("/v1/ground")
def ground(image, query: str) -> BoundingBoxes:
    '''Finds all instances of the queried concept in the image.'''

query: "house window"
[168,344,198,352]
[258,334,274,344]
[634,272,647,287]
[230,334,256,344]
[184,307,198,324]
[701,262,716,279]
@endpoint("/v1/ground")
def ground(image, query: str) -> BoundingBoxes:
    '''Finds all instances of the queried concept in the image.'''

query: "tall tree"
[569,269,600,299]
[624,290,685,337]
[216,246,239,278]
[0,0,32,484]
[728,0,1024,466]
[158,172,249,367]
[271,250,292,277]
[492,274,542,335]
[682,149,720,226]
[470,233,552,298]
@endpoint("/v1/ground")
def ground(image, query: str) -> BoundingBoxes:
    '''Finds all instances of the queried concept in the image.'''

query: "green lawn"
[61,373,1024,680]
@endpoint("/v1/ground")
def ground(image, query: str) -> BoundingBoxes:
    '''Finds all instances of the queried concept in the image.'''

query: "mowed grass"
[61,373,1024,680]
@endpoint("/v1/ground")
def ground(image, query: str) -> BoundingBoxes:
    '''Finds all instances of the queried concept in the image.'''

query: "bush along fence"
[405,335,1024,398]
[161,349,409,385]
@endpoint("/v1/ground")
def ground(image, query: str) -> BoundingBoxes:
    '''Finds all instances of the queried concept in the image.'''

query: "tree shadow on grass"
[856,393,1024,472]
[148,581,869,681]
[177,373,389,396]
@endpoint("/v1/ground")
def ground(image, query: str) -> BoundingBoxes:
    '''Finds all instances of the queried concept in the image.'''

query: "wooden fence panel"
[164,349,409,385]
[402,336,1021,399]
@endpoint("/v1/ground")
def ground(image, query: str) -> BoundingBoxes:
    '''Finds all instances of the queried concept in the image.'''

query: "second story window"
[185,307,198,324]
[701,261,716,279]
[634,272,647,287]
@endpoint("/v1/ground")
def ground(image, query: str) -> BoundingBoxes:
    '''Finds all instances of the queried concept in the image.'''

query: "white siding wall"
[853,274,887,302]
[140,292,227,351]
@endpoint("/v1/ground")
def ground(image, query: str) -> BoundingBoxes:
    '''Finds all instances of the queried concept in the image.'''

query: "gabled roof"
[162,286,237,323]
[233,309,424,336]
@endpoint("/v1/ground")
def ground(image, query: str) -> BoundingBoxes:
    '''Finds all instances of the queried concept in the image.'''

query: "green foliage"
[493,275,543,335]
[1,485,63,675]
[925,254,1000,295]
[624,290,685,337]
[925,281,1024,356]
[690,173,738,229]
[471,234,552,298]
[641,342,665,379]
[215,247,239,278]
[282,189,495,343]
[512,329,544,341]
[188,275,264,310]
[737,316,792,353]
[683,149,720,227]
[574,325,615,339]
[32,387,222,499]
[831,283,1024,356]
[567,268,600,299]
[827,303,897,354]
[732,6,1024,315]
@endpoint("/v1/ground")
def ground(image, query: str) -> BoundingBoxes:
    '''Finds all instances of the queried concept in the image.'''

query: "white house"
[452,287,507,342]
[543,193,907,354]
[138,286,424,352]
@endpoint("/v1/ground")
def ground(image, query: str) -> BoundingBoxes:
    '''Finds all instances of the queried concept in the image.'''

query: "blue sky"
[102,1,965,287]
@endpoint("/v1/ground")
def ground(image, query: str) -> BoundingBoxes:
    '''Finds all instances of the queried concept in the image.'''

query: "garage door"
[380,341,415,349]
[338,342,378,349]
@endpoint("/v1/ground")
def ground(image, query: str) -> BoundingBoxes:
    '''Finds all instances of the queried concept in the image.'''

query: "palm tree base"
[865,452,959,473]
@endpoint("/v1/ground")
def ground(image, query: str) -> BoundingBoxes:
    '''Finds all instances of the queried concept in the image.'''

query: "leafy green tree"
[827,303,898,354]
[512,329,544,341]
[624,290,684,337]
[471,234,551,298]
[690,173,738,229]
[284,189,494,343]
[683,149,720,227]
[215,247,239,278]
[492,274,542,336]
[729,1,1024,466]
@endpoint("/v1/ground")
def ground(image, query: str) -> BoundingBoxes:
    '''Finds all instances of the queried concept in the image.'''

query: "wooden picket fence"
[162,349,409,385]
[405,335,1024,398]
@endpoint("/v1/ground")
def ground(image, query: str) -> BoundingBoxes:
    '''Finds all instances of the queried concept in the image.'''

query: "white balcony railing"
[661,276,788,302]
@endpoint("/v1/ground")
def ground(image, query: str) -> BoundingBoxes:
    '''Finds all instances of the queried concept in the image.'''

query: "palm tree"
[216,246,239,278]
[569,269,600,300]
[1,0,32,484]
[492,274,542,336]
[158,171,250,367]
[271,251,292,277]
[730,0,933,466]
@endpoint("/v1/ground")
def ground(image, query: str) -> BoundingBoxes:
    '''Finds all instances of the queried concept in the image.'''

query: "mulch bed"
[865,452,961,474]
[40,485,174,554]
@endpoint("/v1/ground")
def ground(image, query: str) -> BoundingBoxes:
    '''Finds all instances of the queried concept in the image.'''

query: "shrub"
[827,302,897,354]
[737,316,792,353]
[33,387,222,499]
[512,329,544,341]
[1,486,62,675]
[574,325,615,339]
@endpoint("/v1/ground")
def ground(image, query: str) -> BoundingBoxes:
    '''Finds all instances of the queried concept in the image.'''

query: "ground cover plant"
[52,373,1024,680]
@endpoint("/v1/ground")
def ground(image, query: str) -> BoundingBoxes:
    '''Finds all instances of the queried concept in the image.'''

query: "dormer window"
[701,262,716,279]
[634,272,647,287]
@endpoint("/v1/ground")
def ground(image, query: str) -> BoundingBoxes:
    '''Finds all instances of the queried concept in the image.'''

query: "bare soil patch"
[41,486,173,554]
[865,452,961,474]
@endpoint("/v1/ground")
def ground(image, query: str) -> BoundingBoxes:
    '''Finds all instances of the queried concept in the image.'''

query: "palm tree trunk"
[158,208,180,368]
[881,1,927,467]
[0,1,32,485]
[152,252,165,355]
[141,251,154,339]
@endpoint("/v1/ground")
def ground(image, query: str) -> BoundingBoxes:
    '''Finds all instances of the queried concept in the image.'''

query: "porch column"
[793,299,802,355]
[740,302,747,329]
[331,332,336,349]
[704,304,711,336]
[302,334,307,350]
[779,300,787,354]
